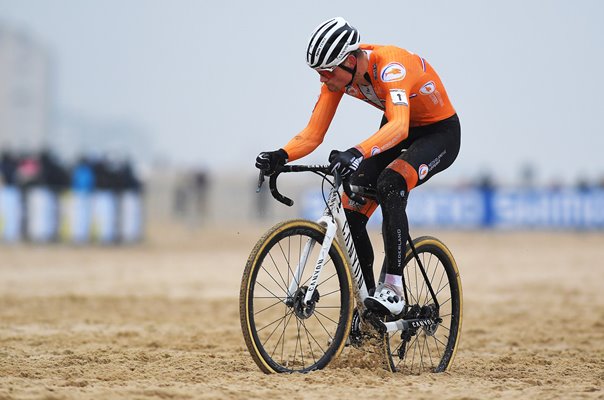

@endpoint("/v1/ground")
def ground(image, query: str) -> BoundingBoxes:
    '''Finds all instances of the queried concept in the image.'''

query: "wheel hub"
[292,286,320,319]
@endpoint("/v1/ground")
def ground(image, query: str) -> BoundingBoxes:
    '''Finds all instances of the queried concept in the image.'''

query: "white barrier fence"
[0,186,143,243]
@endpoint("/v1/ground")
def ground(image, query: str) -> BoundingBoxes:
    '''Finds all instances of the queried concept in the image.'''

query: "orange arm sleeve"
[355,87,410,157]
[283,85,343,161]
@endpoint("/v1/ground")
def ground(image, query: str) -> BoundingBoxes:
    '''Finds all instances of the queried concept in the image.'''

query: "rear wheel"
[384,236,463,373]
[240,219,353,373]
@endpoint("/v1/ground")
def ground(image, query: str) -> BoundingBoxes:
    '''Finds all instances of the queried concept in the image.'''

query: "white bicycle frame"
[284,181,409,334]
[286,184,369,308]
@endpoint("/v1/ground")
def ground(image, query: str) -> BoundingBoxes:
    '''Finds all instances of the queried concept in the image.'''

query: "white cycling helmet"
[306,17,360,70]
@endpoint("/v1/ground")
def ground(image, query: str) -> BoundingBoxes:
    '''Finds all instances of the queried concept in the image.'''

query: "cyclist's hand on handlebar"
[328,147,364,178]
[255,148,288,176]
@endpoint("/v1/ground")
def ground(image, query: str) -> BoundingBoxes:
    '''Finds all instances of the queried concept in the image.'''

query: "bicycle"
[240,164,463,374]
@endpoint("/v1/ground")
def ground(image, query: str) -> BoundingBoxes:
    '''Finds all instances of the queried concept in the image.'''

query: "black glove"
[328,147,364,178]
[255,148,288,176]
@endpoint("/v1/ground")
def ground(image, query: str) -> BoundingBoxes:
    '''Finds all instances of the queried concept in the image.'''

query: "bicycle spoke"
[431,333,449,349]
[438,296,452,308]
[256,311,288,334]
[279,306,292,364]
[302,320,317,366]
[262,312,291,360]
[419,334,431,371]
[424,335,440,368]
[418,252,428,303]
[300,319,325,362]
[404,265,417,305]
[277,240,304,292]
[312,308,340,326]
[316,288,341,298]
[429,334,442,364]
[316,270,338,288]
[253,298,287,316]
[255,280,287,304]
[259,264,288,297]
[295,318,303,367]
[266,251,291,291]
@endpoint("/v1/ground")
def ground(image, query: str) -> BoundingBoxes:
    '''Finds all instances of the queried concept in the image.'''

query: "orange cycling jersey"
[283,44,456,161]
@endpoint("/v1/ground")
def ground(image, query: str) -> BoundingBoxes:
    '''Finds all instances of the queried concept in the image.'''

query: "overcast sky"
[1,0,603,185]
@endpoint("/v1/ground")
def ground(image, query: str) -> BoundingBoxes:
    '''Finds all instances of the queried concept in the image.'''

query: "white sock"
[384,273,402,288]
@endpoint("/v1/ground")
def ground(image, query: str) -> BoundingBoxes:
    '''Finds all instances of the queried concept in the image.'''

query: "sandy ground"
[0,225,603,400]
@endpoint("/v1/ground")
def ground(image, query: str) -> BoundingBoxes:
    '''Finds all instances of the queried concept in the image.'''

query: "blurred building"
[0,24,52,149]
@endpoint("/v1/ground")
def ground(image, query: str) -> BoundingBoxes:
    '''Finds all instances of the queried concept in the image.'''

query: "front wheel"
[384,236,463,374]
[240,219,353,373]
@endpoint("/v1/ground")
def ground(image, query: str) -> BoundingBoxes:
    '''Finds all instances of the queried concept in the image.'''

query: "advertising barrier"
[0,186,144,243]
[302,188,604,230]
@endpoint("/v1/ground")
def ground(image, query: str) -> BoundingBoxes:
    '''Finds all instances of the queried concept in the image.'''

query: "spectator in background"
[15,152,41,241]
[88,154,144,243]
[115,157,142,193]
[39,149,70,241]
[89,155,118,244]
[70,156,96,244]
[476,172,496,227]
[575,177,591,193]
[193,169,209,224]
[72,156,96,192]
[39,149,69,191]
[0,150,22,242]
[16,152,42,188]
[172,168,209,228]
[115,157,144,242]
[0,150,18,186]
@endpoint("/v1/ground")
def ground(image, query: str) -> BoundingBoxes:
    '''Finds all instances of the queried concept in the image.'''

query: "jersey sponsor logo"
[418,150,446,181]
[371,146,381,156]
[419,81,436,95]
[419,81,443,105]
[389,89,408,106]
[380,63,406,82]
[373,64,378,80]
[418,164,429,180]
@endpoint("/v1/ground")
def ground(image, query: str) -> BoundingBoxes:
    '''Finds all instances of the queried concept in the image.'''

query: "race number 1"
[389,89,408,106]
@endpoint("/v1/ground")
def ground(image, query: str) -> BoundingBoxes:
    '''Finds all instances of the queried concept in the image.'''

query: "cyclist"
[255,17,461,316]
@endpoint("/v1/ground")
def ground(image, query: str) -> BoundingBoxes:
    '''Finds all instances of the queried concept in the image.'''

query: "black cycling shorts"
[350,113,461,192]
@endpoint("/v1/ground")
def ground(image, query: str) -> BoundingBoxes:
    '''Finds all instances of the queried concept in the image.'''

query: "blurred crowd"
[0,148,143,244]
[168,164,604,230]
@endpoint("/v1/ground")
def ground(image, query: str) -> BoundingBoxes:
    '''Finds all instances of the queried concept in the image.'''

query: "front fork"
[286,187,368,307]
